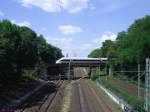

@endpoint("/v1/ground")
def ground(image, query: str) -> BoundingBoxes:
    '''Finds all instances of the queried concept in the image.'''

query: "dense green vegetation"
[0,20,63,86]
[88,48,102,58]
[89,15,150,63]
[89,15,150,111]
[88,15,150,79]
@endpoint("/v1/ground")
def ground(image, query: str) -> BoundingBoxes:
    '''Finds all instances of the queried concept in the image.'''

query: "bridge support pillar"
[88,67,92,78]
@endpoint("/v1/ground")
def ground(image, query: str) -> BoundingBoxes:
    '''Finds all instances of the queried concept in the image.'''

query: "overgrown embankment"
[0,19,63,108]
[90,70,145,111]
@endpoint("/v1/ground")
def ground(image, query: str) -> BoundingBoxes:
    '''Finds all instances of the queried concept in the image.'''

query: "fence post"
[138,63,141,99]
[145,58,150,111]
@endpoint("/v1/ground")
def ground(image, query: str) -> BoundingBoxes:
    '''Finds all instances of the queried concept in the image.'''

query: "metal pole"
[99,65,100,74]
[68,59,71,80]
[145,58,150,111]
[109,67,112,76]
[99,60,101,79]
[138,63,140,99]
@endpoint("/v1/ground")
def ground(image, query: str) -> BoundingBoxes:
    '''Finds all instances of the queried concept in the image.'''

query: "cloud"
[17,21,31,27]
[58,25,83,35]
[44,32,116,57]
[45,36,96,57]
[19,0,92,13]
[45,36,74,55]
[21,0,61,12]
[93,32,117,46]
[46,36,72,46]
[0,11,4,17]
[11,20,31,27]
[61,0,89,13]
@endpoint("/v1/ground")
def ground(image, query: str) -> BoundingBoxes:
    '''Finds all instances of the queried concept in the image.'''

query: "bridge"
[47,57,108,79]
[52,57,108,79]
[56,57,108,67]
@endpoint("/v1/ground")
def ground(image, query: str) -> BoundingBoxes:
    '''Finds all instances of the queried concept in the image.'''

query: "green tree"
[88,48,102,58]
[37,36,62,64]
[17,26,38,72]
[116,16,150,65]
[101,40,117,58]
[0,19,63,85]
[0,20,22,83]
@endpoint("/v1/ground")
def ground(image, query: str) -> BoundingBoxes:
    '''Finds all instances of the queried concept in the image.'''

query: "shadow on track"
[14,82,58,111]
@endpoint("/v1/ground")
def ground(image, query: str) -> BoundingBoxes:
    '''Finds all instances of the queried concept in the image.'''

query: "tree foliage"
[0,19,63,84]
[116,16,150,64]
[89,15,150,71]
[88,48,102,58]
[88,40,116,59]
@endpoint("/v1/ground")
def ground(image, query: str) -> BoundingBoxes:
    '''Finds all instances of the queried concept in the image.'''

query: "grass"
[113,73,145,88]
[90,70,145,111]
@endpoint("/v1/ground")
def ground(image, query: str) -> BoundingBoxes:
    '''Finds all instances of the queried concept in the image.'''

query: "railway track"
[76,79,114,112]
[15,80,64,112]
[13,67,120,112]
[85,79,114,112]
[71,68,118,112]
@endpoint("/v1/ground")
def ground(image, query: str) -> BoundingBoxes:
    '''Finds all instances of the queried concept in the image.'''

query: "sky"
[0,0,150,57]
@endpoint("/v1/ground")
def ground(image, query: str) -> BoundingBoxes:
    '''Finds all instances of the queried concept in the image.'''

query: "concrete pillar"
[88,67,92,78]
